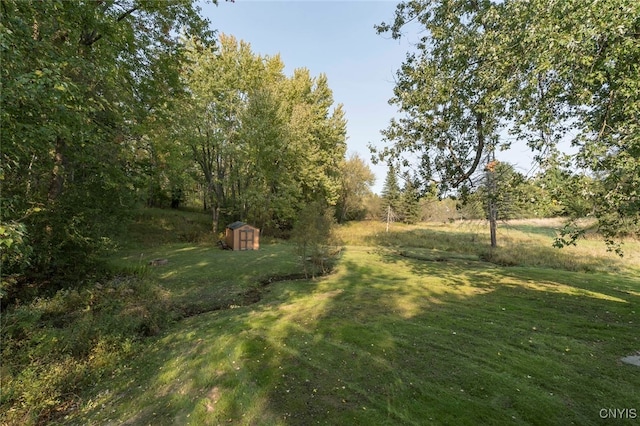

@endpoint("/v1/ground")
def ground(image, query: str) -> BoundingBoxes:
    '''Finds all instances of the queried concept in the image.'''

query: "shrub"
[291,202,340,278]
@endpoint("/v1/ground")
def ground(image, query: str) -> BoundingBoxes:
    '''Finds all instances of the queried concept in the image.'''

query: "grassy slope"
[71,218,639,425]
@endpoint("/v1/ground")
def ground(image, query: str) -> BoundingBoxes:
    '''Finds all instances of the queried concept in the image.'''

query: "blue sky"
[199,0,537,193]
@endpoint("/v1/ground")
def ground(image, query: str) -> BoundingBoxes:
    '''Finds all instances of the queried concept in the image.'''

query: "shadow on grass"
[366,227,628,274]
[76,246,640,425]
[501,222,560,238]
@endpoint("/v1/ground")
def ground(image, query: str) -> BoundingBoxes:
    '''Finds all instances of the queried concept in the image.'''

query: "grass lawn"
[67,218,639,425]
[110,241,302,317]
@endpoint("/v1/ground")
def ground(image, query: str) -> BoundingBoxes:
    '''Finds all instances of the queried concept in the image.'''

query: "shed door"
[239,229,254,250]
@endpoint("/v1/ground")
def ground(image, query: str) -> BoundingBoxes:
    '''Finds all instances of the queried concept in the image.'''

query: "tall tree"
[374,0,639,252]
[0,0,214,285]
[381,164,402,217]
[373,0,503,244]
[283,69,347,207]
[373,0,502,195]
[400,173,421,225]
[498,0,640,251]
[179,35,264,232]
[336,153,376,223]
[176,36,347,234]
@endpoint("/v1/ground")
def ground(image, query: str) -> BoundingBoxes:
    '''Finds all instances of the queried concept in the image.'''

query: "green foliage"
[374,0,640,249]
[381,164,401,214]
[170,35,347,235]
[291,201,340,277]
[1,275,170,425]
[381,166,421,224]
[363,193,385,221]
[399,173,421,224]
[335,153,376,222]
[373,0,502,196]
[0,221,33,297]
[0,0,214,287]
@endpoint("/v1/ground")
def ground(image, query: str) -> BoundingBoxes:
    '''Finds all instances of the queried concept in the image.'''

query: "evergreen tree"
[381,165,401,217]
[400,174,421,224]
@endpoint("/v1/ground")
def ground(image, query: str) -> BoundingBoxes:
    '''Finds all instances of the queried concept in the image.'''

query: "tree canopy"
[373,0,640,250]
[167,34,347,234]
[1,0,215,285]
[0,1,351,295]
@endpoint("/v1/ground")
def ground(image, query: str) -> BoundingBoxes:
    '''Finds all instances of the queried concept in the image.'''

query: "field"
[2,212,639,425]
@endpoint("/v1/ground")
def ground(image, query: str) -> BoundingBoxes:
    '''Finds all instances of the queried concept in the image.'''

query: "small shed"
[225,221,260,251]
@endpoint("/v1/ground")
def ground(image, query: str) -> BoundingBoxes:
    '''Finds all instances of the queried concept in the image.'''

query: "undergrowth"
[1,207,324,425]
[1,275,171,425]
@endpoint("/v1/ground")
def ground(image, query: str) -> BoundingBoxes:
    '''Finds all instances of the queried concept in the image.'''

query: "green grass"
[109,241,303,317]
[3,213,639,425]
[72,247,639,425]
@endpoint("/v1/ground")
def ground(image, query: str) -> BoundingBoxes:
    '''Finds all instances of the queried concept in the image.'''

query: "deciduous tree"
[0,0,214,287]
[336,153,375,223]
[374,0,639,251]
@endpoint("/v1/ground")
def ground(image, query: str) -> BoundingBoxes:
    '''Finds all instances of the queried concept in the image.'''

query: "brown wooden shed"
[225,221,260,251]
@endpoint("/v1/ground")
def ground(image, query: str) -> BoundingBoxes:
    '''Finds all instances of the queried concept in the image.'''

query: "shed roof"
[227,221,248,230]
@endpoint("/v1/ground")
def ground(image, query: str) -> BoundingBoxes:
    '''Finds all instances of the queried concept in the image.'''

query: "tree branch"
[80,5,139,46]
[452,112,485,188]
[117,6,139,22]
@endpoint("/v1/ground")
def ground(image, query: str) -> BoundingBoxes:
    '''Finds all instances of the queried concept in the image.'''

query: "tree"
[336,153,376,223]
[373,0,504,244]
[282,69,347,209]
[375,0,640,252]
[503,0,639,252]
[175,36,347,235]
[400,173,421,224]
[381,164,401,215]
[178,35,267,233]
[0,0,214,287]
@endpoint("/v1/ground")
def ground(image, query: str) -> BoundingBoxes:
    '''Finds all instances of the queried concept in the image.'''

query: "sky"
[199,0,538,193]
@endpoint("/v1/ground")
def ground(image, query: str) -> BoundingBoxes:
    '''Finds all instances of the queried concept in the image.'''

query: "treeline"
[0,1,361,295]
[372,162,603,225]
[142,34,347,235]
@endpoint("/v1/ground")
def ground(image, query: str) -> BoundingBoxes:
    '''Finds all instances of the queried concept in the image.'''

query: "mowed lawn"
[75,220,639,425]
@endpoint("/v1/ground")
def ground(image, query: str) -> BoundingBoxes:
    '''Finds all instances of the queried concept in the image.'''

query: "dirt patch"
[206,387,222,412]
[258,272,310,286]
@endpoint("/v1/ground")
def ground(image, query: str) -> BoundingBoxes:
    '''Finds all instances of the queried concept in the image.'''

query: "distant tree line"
[374,162,602,225]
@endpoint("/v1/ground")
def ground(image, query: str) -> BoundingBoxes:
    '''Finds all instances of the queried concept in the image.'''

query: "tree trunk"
[487,149,498,248]
[489,197,498,248]
[212,205,219,235]
[48,136,67,202]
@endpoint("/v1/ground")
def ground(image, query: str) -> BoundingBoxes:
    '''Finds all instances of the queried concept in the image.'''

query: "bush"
[291,202,340,278]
